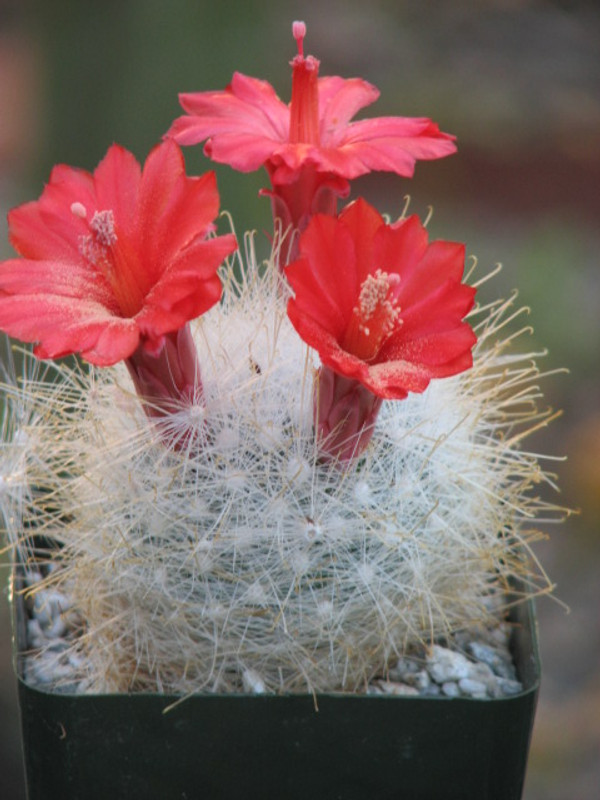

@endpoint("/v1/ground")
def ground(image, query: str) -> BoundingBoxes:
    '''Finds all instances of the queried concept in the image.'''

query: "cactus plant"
[0,22,560,698]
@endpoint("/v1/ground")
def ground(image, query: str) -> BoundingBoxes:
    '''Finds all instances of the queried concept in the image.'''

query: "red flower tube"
[285,198,477,461]
[0,140,237,432]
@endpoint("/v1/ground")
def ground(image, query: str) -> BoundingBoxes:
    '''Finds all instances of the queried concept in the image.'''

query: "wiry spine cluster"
[1,243,560,695]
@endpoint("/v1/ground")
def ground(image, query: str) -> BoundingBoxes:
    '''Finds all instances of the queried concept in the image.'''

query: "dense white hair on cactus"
[1,235,563,695]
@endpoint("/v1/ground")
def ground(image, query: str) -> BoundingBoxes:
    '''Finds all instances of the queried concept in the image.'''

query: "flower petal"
[169,73,289,171]
[226,72,289,136]
[318,76,380,138]
[381,321,477,369]
[139,234,237,333]
[135,140,192,288]
[372,215,431,285]
[338,198,384,283]
[179,73,288,139]
[287,213,358,338]
[207,133,286,172]
[138,140,184,234]
[0,293,140,365]
[0,258,116,308]
[362,359,433,397]
[323,117,457,178]
[397,280,476,339]
[93,144,142,241]
[149,169,223,270]
[8,165,96,262]
[395,240,467,308]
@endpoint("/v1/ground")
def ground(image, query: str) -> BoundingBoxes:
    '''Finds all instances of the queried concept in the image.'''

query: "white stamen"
[90,210,117,247]
[357,270,400,321]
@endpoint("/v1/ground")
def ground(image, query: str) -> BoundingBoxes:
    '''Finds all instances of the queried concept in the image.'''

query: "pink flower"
[0,140,237,439]
[285,198,476,460]
[167,21,456,249]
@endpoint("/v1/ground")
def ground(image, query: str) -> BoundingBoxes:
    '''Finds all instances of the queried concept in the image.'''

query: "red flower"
[286,198,476,400]
[286,198,476,461]
[0,139,236,367]
[167,22,456,244]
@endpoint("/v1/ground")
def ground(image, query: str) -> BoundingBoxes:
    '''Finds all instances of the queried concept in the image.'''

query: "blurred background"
[0,0,598,797]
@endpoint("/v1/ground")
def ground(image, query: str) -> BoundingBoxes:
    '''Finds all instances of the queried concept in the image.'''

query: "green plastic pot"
[13,571,540,800]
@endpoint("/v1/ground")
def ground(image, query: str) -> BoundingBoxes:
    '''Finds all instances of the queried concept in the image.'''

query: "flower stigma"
[292,20,306,55]
[70,201,87,219]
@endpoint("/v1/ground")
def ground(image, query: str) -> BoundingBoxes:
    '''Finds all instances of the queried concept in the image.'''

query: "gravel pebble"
[442,681,461,698]
[388,657,422,681]
[495,678,524,696]
[426,645,474,683]
[377,681,420,697]
[414,670,431,691]
[242,669,266,694]
[468,641,517,680]
[459,678,488,696]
